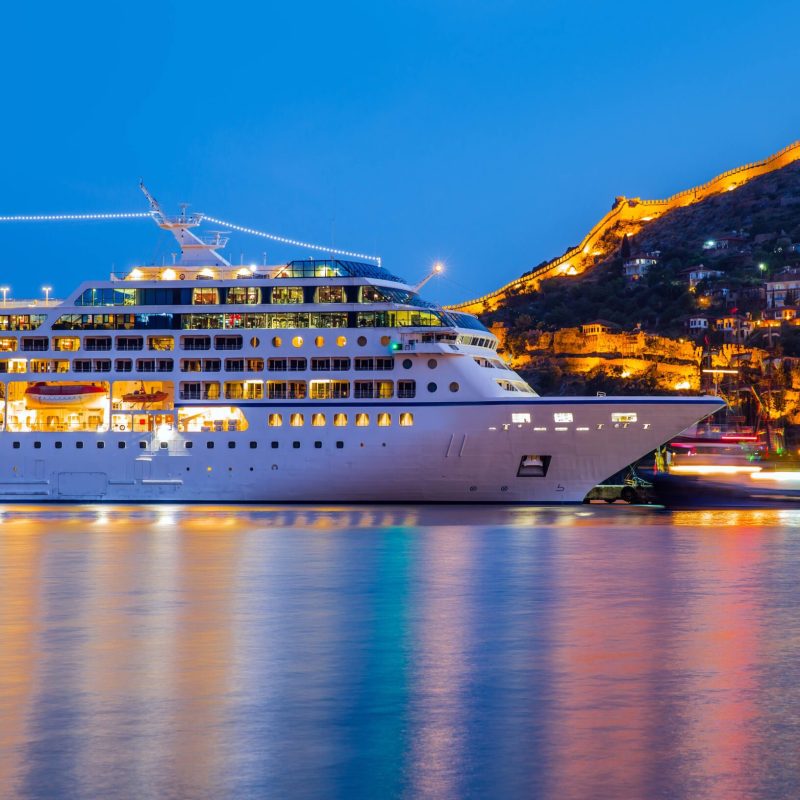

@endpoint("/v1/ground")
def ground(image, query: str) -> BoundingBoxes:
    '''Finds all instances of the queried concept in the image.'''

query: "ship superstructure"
[0,190,723,502]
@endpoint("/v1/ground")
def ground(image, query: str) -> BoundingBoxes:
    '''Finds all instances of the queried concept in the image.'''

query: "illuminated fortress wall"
[450,140,800,314]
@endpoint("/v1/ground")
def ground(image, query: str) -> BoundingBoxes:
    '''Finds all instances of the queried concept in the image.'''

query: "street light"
[42,286,52,306]
[758,263,767,272]
[0,287,9,308]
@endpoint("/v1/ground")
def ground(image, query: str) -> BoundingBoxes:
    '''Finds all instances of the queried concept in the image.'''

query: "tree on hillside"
[620,234,632,259]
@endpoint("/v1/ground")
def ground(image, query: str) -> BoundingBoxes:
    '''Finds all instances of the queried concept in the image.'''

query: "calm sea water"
[1,505,800,800]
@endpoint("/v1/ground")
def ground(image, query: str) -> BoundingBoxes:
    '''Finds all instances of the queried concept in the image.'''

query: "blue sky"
[1,0,798,304]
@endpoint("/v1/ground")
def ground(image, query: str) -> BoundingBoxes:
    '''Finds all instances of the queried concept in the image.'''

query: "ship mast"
[139,181,231,268]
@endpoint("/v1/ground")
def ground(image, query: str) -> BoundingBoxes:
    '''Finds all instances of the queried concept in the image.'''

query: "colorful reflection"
[0,506,798,799]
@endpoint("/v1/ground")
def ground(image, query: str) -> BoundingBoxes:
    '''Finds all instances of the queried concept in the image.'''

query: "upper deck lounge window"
[317,286,345,303]
[226,287,261,305]
[192,288,219,305]
[0,338,18,352]
[359,286,385,303]
[272,286,304,304]
[148,336,174,351]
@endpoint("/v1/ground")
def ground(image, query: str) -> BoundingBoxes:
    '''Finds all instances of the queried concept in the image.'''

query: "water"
[1,505,800,800]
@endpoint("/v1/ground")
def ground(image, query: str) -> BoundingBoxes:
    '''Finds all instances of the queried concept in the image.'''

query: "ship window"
[272,286,304,304]
[34,441,41,449]
[148,336,174,351]
[553,413,573,423]
[117,441,125,449]
[611,412,638,423]
[290,413,304,427]
[272,336,282,347]
[360,285,385,303]
[310,380,349,400]
[52,337,78,352]
[271,441,279,448]
[380,335,391,346]
[245,358,263,372]
[427,382,437,393]
[207,441,214,449]
[98,441,105,449]
[400,412,413,427]
[12,441,19,449]
[181,359,202,372]
[293,441,301,448]
[288,358,306,371]
[249,441,257,448]
[334,413,347,427]
[332,357,350,370]
[312,413,326,427]
[315,336,325,347]
[192,288,219,305]
[55,441,63,449]
[225,359,245,372]
[336,441,344,448]
[0,338,17,352]
[227,286,261,305]
[116,336,143,351]
[398,380,416,398]
[354,381,373,399]
[76,441,84,449]
[377,412,391,427]
[22,337,49,352]
[512,413,531,423]
[268,413,283,427]
[184,441,193,449]
[356,413,369,427]
[517,455,552,477]
[136,359,156,372]
[292,336,303,348]
[357,336,367,347]
[215,335,242,351]
[268,358,287,372]
[336,336,347,347]
[228,441,235,449]
[402,359,412,369]
[157,360,173,372]
[139,441,146,449]
[428,359,437,369]
[317,286,345,303]
[449,382,460,393]
[182,336,211,351]
[159,442,168,450]
[312,357,331,371]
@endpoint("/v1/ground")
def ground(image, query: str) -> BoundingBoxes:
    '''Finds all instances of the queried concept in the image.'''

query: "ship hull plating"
[0,398,721,503]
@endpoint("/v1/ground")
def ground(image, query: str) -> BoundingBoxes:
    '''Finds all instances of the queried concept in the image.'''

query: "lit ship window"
[512,413,531,424]
[334,413,347,427]
[312,413,326,427]
[611,412,638,423]
[377,412,391,427]
[553,413,573,423]
[355,413,369,427]
[399,412,414,427]
[290,413,304,427]
[272,286,304,304]
[268,413,283,427]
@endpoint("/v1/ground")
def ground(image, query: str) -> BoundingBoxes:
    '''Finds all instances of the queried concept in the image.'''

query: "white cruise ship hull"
[0,397,721,503]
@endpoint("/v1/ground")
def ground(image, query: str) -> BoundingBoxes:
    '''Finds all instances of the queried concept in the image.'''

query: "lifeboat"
[121,387,169,405]
[25,382,106,405]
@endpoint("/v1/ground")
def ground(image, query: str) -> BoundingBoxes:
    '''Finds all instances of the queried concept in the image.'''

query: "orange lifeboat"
[121,386,169,405]
[25,382,106,406]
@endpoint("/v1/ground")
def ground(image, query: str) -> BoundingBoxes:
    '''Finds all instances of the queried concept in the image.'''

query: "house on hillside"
[685,266,725,289]
[765,269,800,307]
[687,316,710,332]
[581,320,621,337]
[702,236,748,253]
[714,314,753,342]
[623,255,658,281]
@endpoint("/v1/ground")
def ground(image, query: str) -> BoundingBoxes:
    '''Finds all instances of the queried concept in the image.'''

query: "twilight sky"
[1,0,798,304]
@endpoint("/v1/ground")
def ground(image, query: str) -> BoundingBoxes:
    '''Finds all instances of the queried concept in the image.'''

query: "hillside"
[450,140,800,314]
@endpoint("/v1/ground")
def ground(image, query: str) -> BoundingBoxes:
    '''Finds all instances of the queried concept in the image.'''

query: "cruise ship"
[0,191,723,502]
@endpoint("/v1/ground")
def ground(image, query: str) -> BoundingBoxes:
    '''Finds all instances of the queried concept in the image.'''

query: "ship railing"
[0,299,63,309]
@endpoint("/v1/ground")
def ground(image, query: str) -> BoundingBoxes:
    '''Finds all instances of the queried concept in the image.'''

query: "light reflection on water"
[1,505,800,799]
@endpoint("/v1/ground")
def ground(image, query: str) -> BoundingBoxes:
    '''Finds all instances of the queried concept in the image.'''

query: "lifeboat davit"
[121,388,168,405]
[25,383,106,405]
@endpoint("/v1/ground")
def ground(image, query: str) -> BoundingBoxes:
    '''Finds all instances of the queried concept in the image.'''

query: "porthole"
[428,359,437,369]
[250,336,260,348]
[380,335,391,346]
[228,441,236,449]
[184,441,193,449]
[249,441,257,449]
[427,382,438,393]
[207,441,214,449]
[34,441,41,449]
[357,336,367,347]
[138,441,146,449]
[117,441,125,449]
[271,441,279,449]
[315,336,325,348]
[336,335,347,347]
[449,382,460,393]
[55,441,63,449]
[403,358,412,369]
[336,441,344,448]
[12,441,19,449]
[292,336,303,348]
[293,441,300,449]
[272,336,282,348]
[314,441,322,449]
[76,441,84,449]
[159,442,167,450]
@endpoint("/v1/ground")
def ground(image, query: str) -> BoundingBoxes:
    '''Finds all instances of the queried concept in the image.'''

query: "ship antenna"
[139,180,166,225]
